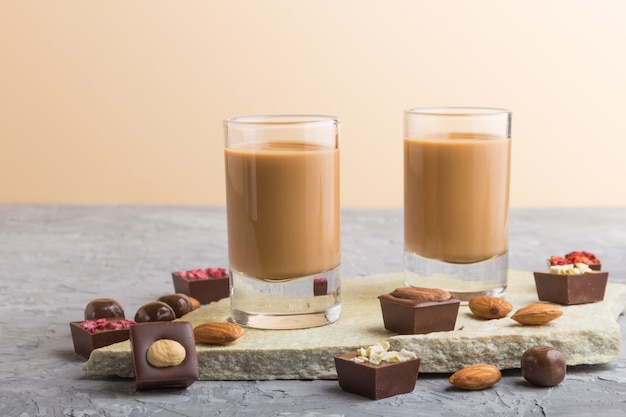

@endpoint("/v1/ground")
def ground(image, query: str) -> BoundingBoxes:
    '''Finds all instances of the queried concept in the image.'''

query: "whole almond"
[449,364,502,390]
[194,322,244,345]
[146,339,186,368]
[390,287,451,302]
[511,304,563,325]
[468,296,513,319]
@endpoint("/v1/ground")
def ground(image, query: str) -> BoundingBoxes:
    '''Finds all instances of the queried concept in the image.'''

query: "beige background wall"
[2,1,625,207]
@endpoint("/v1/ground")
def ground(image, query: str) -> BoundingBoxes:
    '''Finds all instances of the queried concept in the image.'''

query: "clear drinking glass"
[224,115,341,329]
[404,107,512,300]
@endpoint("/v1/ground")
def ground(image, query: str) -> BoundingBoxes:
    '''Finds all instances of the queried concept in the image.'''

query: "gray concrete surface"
[1,205,625,416]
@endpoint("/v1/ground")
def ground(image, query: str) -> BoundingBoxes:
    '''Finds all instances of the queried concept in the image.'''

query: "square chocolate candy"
[313,277,328,296]
[334,353,421,400]
[378,295,460,335]
[130,321,199,390]
[172,271,229,305]
[533,271,609,305]
[70,319,133,359]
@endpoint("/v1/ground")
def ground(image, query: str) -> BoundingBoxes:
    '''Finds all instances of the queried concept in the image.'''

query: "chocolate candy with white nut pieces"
[521,346,566,387]
[378,293,460,334]
[130,321,199,390]
[334,353,421,400]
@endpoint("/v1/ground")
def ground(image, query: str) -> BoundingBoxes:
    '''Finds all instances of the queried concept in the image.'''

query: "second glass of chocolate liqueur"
[403,107,512,301]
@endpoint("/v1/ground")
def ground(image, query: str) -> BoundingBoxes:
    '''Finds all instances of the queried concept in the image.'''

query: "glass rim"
[405,107,511,117]
[224,114,339,128]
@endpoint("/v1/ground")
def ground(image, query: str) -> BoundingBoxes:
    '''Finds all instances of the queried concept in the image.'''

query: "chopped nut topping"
[549,263,593,275]
[352,341,417,365]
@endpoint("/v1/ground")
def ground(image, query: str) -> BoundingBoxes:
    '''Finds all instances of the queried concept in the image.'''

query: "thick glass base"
[229,266,341,329]
[404,251,508,301]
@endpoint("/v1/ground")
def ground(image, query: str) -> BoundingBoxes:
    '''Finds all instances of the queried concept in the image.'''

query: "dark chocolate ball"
[158,293,193,318]
[134,301,176,323]
[84,298,125,320]
[521,346,566,387]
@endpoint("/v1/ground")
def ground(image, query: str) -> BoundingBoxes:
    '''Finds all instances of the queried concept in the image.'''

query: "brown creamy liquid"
[404,133,510,263]
[225,141,340,279]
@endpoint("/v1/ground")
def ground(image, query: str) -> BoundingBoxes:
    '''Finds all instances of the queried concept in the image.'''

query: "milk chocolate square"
[70,319,132,359]
[130,322,199,390]
[172,271,229,305]
[378,295,460,335]
[533,271,609,305]
[334,353,421,400]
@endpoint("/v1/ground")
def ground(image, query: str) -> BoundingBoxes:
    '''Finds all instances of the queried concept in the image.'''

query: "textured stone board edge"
[388,326,622,373]
[197,348,346,380]
[83,346,134,378]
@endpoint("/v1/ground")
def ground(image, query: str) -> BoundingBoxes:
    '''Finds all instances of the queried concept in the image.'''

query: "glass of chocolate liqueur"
[224,115,341,329]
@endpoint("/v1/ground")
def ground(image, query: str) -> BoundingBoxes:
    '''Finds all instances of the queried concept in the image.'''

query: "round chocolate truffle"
[158,293,193,318]
[521,346,566,387]
[84,298,125,320]
[134,301,176,323]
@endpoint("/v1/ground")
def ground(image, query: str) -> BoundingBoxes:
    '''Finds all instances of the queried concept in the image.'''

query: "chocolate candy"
[334,353,421,400]
[533,271,609,305]
[134,301,176,323]
[70,318,134,358]
[521,346,566,387]
[313,277,328,296]
[158,293,194,318]
[172,269,229,305]
[84,298,125,320]
[378,293,460,335]
[130,322,199,390]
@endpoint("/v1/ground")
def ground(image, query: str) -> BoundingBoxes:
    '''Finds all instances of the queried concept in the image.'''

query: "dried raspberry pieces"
[176,267,227,280]
[548,251,601,270]
[565,251,600,267]
[80,318,136,334]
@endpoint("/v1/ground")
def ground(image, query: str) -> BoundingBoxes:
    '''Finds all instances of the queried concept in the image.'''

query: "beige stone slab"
[83,271,626,380]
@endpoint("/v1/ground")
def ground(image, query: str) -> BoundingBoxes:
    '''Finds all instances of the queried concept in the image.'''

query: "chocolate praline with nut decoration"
[334,342,420,400]
[378,287,460,334]
[130,321,199,390]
